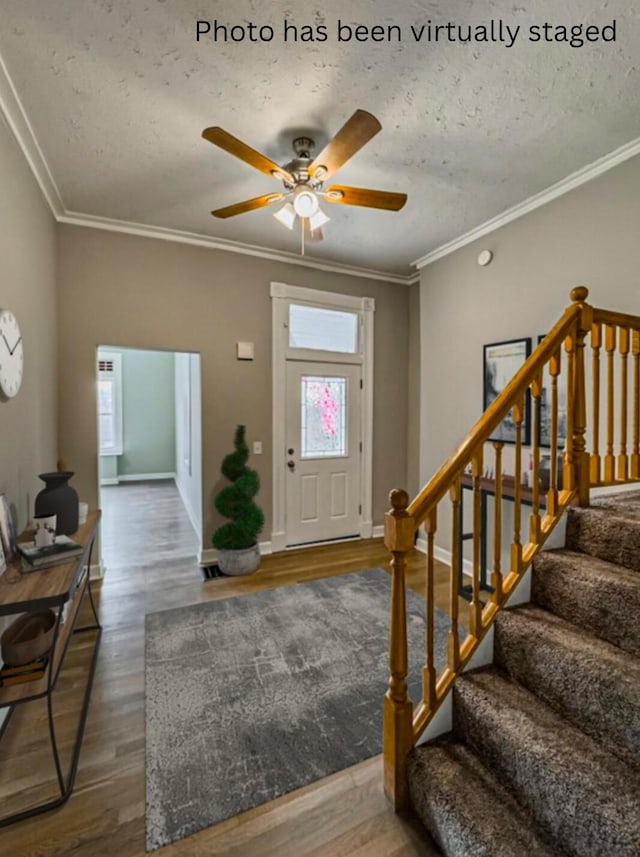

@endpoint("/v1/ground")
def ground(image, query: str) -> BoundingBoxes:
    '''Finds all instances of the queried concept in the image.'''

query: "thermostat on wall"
[237,341,254,360]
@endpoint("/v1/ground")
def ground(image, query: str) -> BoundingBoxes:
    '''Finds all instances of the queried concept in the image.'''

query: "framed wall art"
[483,337,531,444]
[537,334,568,450]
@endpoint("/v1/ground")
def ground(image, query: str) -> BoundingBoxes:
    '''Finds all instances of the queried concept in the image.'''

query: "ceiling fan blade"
[211,193,285,219]
[309,110,382,181]
[202,127,294,184]
[324,185,407,211]
[302,219,324,242]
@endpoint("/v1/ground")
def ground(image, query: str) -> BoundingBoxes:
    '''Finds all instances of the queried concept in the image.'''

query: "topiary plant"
[212,425,264,551]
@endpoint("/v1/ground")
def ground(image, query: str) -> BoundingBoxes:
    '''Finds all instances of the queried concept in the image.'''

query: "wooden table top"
[0,510,101,615]
[460,472,548,504]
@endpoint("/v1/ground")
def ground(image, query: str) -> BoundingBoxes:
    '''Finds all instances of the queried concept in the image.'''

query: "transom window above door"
[288,304,359,354]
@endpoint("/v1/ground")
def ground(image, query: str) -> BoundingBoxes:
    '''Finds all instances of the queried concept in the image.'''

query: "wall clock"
[0,309,24,398]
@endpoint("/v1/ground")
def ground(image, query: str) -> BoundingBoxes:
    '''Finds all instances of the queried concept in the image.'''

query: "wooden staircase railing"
[383,286,640,809]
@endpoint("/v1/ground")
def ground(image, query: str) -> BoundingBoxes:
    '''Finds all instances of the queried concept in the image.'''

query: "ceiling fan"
[202,109,407,249]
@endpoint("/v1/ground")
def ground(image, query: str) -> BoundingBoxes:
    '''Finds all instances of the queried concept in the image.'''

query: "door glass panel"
[289,304,358,353]
[301,376,347,458]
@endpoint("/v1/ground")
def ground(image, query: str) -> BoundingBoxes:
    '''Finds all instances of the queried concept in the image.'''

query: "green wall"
[120,348,176,476]
[100,347,176,477]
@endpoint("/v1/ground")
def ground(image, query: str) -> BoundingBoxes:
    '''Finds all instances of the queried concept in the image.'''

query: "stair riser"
[453,679,640,857]
[408,745,561,857]
[494,613,640,769]
[408,774,490,857]
[567,508,640,572]
[531,558,640,655]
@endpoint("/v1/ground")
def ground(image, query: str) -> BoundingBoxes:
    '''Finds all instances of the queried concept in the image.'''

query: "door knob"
[287,460,295,471]
[288,448,295,455]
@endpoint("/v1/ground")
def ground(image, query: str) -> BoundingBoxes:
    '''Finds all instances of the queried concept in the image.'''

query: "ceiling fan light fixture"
[309,209,330,230]
[273,202,296,230]
[325,189,344,201]
[293,188,319,218]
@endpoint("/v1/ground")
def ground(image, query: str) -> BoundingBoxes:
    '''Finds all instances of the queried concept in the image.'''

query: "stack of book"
[18,535,83,572]
[0,655,48,687]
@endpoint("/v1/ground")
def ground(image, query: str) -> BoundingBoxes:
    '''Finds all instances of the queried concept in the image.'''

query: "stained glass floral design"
[301,376,347,457]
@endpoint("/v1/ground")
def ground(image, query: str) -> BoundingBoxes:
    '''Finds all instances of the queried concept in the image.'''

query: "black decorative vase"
[35,472,79,535]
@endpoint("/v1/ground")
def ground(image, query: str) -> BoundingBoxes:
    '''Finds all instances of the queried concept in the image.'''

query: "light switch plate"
[253,441,263,455]
[237,341,254,360]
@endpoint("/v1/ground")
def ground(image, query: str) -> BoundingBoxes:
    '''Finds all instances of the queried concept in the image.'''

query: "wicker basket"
[1,609,56,666]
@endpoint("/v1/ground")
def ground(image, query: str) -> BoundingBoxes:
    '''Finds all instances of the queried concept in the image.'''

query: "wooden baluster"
[547,347,561,515]
[618,327,630,481]
[530,372,542,545]
[448,478,461,672]
[590,322,602,484]
[491,442,504,605]
[470,451,483,638]
[632,330,640,479]
[383,489,415,811]
[510,395,524,574]
[567,287,592,504]
[564,325,576,493]
[604,323,617,483]
[422,508,437,713]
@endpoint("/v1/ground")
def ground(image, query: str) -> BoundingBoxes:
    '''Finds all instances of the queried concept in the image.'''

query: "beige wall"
[406,282,421,499]
[0,117,57,534]
[56,225,410,553]
[418,153,640,546]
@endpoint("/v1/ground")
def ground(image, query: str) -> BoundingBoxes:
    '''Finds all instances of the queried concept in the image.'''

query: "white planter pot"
[217,543,261,576]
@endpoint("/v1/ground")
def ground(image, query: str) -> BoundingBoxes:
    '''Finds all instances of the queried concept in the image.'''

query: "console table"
[0,511,102,826]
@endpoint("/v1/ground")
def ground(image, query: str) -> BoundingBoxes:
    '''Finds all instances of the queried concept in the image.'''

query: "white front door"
[285,361,361,545]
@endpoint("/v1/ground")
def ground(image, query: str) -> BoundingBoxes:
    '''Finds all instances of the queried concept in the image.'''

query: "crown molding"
[412,135,640,270]
[0,48,413,286]
[2,45,637,286]
[0,52,65,216]
[57,211,413,284]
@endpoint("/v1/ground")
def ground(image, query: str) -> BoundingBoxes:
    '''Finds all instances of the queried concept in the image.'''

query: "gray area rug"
[145,568,455,850]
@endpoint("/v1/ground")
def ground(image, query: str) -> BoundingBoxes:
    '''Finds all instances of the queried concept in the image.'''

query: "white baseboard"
[372,524,384,538]
[199,541,273,567]
[359,520,373,539]
[89,561,105,581]
[117,472,176,482]
[271,531,286,553]
[416,539,473,576]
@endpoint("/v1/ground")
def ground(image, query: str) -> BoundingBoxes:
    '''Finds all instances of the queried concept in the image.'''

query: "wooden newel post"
[383,488,415,811]
[569,287,592,506]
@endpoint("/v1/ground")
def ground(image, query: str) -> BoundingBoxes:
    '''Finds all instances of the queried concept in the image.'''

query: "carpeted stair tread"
[532,549,640,654]
[408,739,565,857]
[453,668,640,857]
[494,604,640,768]
[566,501,640,572]
[591,490,640,518]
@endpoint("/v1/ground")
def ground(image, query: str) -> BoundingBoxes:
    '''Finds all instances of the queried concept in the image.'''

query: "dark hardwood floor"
[0,483,447,856]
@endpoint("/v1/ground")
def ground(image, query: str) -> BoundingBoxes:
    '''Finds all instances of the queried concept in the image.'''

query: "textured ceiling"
[0,0,639,275]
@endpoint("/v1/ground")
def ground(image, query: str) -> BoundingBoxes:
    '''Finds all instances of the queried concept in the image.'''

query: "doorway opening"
[96,346,202,570]
[271,283,375,551]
